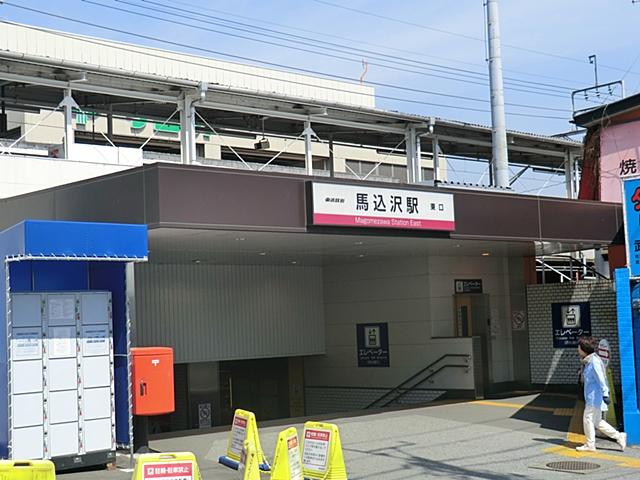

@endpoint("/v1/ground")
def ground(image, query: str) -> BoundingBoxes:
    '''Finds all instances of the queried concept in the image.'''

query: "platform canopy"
[0,46,580,171]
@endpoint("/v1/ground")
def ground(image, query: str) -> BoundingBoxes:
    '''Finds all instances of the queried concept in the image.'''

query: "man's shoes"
[618,432,627,451]
[576,444,596,452]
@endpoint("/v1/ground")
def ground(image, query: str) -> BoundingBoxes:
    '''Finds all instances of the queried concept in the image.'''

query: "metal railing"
[537,254,608,283]
[365,353,471,409]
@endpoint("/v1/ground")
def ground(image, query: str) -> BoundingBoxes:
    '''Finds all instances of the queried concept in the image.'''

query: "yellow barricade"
[0,460,55,480]
[301,422,347,480]
[218,409,270,471]
[270,427,303,480]
[239,440,261,480]
[132,452,202,480]
[606,367,618,427]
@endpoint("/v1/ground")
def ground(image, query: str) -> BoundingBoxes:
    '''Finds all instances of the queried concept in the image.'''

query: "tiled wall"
[527,280,619,385]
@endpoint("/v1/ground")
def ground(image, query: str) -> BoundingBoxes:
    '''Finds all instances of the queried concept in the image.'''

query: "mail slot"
[131,347,175,416]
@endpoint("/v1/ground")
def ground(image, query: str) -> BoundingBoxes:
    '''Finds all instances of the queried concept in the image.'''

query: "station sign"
[623,176,640,277]
[454,279,483,294]
[308,182,455,231]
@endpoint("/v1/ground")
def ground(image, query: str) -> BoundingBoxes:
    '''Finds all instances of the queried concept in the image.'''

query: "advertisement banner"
[623,177,640,277]
[309,182,455,231]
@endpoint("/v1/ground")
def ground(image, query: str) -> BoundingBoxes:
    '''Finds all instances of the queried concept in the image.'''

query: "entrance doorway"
[454,294,493,392]
[219,358,290,424]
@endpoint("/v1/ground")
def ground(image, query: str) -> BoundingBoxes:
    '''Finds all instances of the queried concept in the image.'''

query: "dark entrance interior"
[220,358,290,424]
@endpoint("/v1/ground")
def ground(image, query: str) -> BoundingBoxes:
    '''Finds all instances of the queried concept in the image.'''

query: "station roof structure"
[0,22,581,172]
[573,91,640,128]
[0,163,622,260]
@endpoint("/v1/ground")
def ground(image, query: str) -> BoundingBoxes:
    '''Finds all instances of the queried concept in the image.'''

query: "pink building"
[574,93,640,203]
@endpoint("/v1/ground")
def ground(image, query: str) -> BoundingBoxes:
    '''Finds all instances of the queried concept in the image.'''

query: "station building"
[0,22,626,434]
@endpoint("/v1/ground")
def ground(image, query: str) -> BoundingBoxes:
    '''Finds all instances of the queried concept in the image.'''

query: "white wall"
[0,155,133,198]
[427,255,518,384]
[1,23,374,107]
[305,257,476,392]
[134,263,325,363]
[306,254,526,396]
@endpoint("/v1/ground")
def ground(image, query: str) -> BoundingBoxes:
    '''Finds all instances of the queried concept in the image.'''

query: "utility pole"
[485,0,509,188]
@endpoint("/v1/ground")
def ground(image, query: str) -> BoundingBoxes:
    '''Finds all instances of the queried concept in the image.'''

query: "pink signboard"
[600,120,640,202]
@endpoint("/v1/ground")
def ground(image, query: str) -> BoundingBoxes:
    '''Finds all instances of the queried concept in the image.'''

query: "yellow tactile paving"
[471,400,571,416]
[545,398,640,469]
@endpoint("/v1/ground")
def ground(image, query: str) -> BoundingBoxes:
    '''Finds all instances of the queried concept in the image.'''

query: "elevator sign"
[309,182,455,231]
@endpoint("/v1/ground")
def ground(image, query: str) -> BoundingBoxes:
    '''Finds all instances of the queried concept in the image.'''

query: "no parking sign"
[597,338,611,367]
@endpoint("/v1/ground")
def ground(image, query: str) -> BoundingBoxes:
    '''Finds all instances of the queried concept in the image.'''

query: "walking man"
[576,336,626,452]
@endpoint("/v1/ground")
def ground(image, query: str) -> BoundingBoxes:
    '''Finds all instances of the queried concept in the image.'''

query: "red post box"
[131,347,175,416]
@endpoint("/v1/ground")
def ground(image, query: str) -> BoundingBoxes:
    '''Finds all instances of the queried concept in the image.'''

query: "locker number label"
[142,462,194,480]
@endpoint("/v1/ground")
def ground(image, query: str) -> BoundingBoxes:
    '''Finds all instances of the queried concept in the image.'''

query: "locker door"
[79,292,114,454]
[10,294,45,460]
[46,294,80,458]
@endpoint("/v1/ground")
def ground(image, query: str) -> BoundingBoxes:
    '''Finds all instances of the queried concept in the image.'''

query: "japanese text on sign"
[310,183,455,231]
[302,429,330,472]
[356,323,390,367]
[142,462,193,480]
[551,302,591,348]
[620,158,638,176]
[229,416,248,457]
[287,434,303,480]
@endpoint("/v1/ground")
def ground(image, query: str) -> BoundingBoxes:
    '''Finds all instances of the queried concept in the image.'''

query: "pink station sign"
[310,183,455,231]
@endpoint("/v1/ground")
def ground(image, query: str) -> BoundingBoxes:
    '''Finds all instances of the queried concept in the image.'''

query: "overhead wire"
[0,6,570,121]
[131,0,579,94]
[84,0,575,103]
[313,0,640,78]
[165,0,583,87]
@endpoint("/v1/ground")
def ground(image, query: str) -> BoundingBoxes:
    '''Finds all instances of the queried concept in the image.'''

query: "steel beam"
[425,133,569,158]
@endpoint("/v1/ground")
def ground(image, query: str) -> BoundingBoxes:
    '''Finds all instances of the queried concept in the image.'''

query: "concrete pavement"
[59,393,640,479]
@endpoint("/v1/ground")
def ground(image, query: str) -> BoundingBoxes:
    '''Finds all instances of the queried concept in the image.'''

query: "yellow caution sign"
[270,427,303,480]
[0,460,56,479]
[301,422,347,480]
[218,409,270,471]
[132,452,202,480]
[239,440,261,480]
[606,367,618,427]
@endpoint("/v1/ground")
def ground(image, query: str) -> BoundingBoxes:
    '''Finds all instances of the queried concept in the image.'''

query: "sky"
[1,0,639,193]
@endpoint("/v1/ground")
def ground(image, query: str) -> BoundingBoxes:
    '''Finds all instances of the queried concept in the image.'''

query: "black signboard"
[356,323,390,367]
[454,279,483,294]
[552,302,591,348]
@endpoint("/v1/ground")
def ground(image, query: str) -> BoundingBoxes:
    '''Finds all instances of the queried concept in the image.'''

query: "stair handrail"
[365,353,470,409]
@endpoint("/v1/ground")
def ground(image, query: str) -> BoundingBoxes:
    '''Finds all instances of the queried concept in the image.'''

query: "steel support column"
[486,0,509,188]
[179,93,197,164]
[565,151,576,199]
[415,134,423,183]
[304,120,314,176]
[61,88,79,160]
[432,136,441,183]
[107,105,114,143]
[406,127,418,184]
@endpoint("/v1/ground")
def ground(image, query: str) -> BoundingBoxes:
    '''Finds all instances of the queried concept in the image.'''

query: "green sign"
[130,118,180,133]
